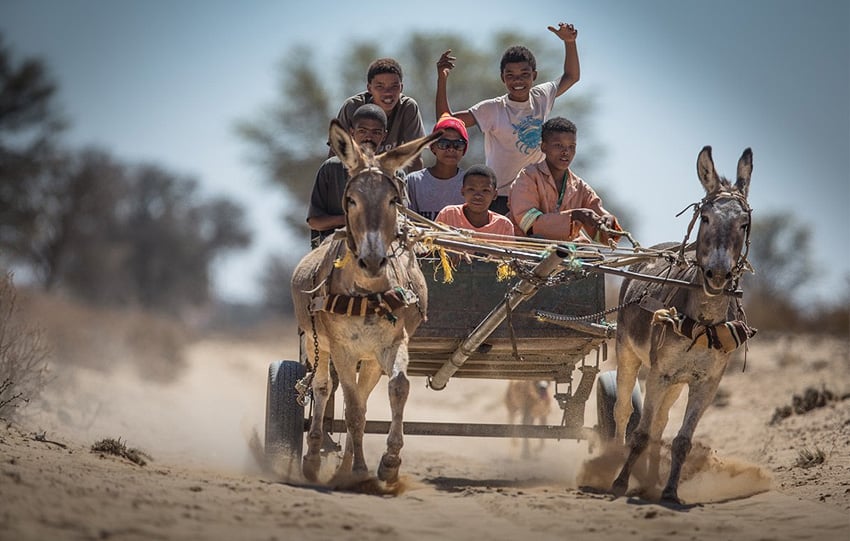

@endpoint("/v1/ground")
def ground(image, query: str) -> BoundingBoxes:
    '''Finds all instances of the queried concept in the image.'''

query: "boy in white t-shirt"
[435,22,581,214]
[435,165,516,236]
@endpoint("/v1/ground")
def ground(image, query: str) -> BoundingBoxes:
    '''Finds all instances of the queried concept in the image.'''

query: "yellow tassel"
[438,248,454,283]
[333,250,352,268]
[496,262,516,282]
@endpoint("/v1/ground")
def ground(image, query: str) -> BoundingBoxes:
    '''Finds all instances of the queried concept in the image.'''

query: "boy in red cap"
[405,113,470,220]
[435,22,580,215]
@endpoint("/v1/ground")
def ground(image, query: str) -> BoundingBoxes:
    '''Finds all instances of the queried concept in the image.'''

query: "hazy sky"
[2,0,848,304]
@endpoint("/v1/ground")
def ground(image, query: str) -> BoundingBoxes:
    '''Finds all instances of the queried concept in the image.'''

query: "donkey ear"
[329,119,365,173]
[735,148,753,199]
[379,130,445,174]
[696,145,720,195]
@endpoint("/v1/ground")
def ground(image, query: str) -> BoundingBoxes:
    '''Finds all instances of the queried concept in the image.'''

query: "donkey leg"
[612,369,666,496]
[336,370,370,479]
[639,383,683,496]
[303,350,331,482]
[378,344,410,484]
[661,377,722,504]
[613,347,641,444]
[333,360,382,478]
[378,371,409,483]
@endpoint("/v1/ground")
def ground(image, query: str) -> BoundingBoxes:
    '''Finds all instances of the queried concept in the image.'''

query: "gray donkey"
[291,120,441,485]
[611,146,756,504]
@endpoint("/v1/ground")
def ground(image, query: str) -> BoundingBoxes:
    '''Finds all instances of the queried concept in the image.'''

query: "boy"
[308,104,387,248]
[435,164,516,236]
[333,57,426,173]
[436,22,580,214]
[406,113,469,220]
[508,117,620,244]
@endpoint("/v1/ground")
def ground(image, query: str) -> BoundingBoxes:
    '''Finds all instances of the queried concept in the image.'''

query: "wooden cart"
[265,244,643,464]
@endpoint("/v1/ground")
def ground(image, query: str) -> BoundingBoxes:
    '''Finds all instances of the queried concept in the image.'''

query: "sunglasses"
[434,138,467,151]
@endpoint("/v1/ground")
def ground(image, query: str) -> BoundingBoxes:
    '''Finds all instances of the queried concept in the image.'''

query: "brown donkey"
[291,120,441,485]
[610,146,755,504]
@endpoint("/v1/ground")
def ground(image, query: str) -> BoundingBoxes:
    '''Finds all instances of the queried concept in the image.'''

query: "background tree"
[742,212,814,331]
[0,34,66,267]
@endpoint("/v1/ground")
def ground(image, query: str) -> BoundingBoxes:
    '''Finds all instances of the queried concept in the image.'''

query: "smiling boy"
[435,22,581,213]
[435,165,515,235]
[508,117,620,243]
[333,57,426,173]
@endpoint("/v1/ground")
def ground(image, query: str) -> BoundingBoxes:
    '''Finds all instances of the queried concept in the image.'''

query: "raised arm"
[548,22,580,97]
[435,49,476,126]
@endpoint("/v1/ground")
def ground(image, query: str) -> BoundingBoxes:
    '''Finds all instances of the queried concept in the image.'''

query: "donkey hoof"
[302,456,321,482]
[377,453,401,483]
[611,477,629,498]
[661,489,683,506]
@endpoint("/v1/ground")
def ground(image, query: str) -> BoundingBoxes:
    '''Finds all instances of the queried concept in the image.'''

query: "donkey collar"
[309,287,418,321]
[651,307,757,353]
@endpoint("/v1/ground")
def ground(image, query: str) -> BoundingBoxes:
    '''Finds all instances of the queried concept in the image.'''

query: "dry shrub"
[91,437,152,466]
[18,289,191,382]
[0,272,50,419]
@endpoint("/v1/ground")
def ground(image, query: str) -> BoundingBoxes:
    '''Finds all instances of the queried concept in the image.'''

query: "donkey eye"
[390,195,401,205]
[345,196,356,207]
[700,214,710,225]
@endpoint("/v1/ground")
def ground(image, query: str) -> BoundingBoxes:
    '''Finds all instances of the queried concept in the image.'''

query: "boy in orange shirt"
[435,165,515,235]
[509,117,620,243]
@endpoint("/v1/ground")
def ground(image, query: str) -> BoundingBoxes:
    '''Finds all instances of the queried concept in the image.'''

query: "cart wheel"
[596,370,642,441]
[265,360,307,467]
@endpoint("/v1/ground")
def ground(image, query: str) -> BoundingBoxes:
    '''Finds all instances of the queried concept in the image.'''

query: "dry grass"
[91,437,152,466]
[18,288,191,382]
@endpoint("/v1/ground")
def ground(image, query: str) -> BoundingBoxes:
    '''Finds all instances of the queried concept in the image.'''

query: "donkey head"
[328,119,442,277]
[694,146,753,296]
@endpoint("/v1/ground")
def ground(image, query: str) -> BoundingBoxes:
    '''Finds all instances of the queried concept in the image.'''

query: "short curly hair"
[463,164,498,189]
[500,45,536,72]
[541,117,577,142]
[367,58,403,83]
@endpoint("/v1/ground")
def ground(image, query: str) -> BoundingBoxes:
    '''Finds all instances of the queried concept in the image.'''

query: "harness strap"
[309,287,418,322]
[651,307,757,353]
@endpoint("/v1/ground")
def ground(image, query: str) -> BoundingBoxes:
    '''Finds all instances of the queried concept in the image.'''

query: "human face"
[351,118,386,152]
[429,128,466,165]
[500,61,537,102]
[367,73,402,114]
[461,174,497,214]
[541,131,577,175]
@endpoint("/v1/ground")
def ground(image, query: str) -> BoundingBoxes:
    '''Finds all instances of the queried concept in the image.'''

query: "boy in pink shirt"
[435,165,516,236]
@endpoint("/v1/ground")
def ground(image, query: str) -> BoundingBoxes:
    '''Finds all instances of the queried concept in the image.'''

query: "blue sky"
[2,0,848,304]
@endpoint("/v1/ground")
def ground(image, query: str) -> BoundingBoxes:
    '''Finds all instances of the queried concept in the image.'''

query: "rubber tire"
[596,370,642,441]
[265,360,307,464]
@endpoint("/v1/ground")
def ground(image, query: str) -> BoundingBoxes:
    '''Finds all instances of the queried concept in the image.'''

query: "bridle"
[676,189,753,284]
[341,166,406,256]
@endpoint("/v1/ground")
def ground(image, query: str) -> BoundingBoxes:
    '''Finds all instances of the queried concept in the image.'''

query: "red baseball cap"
[433,113,469,143]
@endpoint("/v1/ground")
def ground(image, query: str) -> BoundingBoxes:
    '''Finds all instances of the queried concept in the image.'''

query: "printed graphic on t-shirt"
[512,115,543,155]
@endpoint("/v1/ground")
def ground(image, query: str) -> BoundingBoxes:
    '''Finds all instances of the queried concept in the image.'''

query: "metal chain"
[535,295,642,323]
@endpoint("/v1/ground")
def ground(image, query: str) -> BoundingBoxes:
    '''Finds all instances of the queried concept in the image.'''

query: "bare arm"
[548,22,580,97]
[435,49,476,126]
[307,214,345,232]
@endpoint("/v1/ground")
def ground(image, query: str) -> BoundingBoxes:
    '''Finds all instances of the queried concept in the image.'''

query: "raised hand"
[436,49,456,78]
[547,22,578,42]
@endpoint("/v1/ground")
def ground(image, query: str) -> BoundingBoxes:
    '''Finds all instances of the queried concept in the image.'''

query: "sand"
[1,327,848,541]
